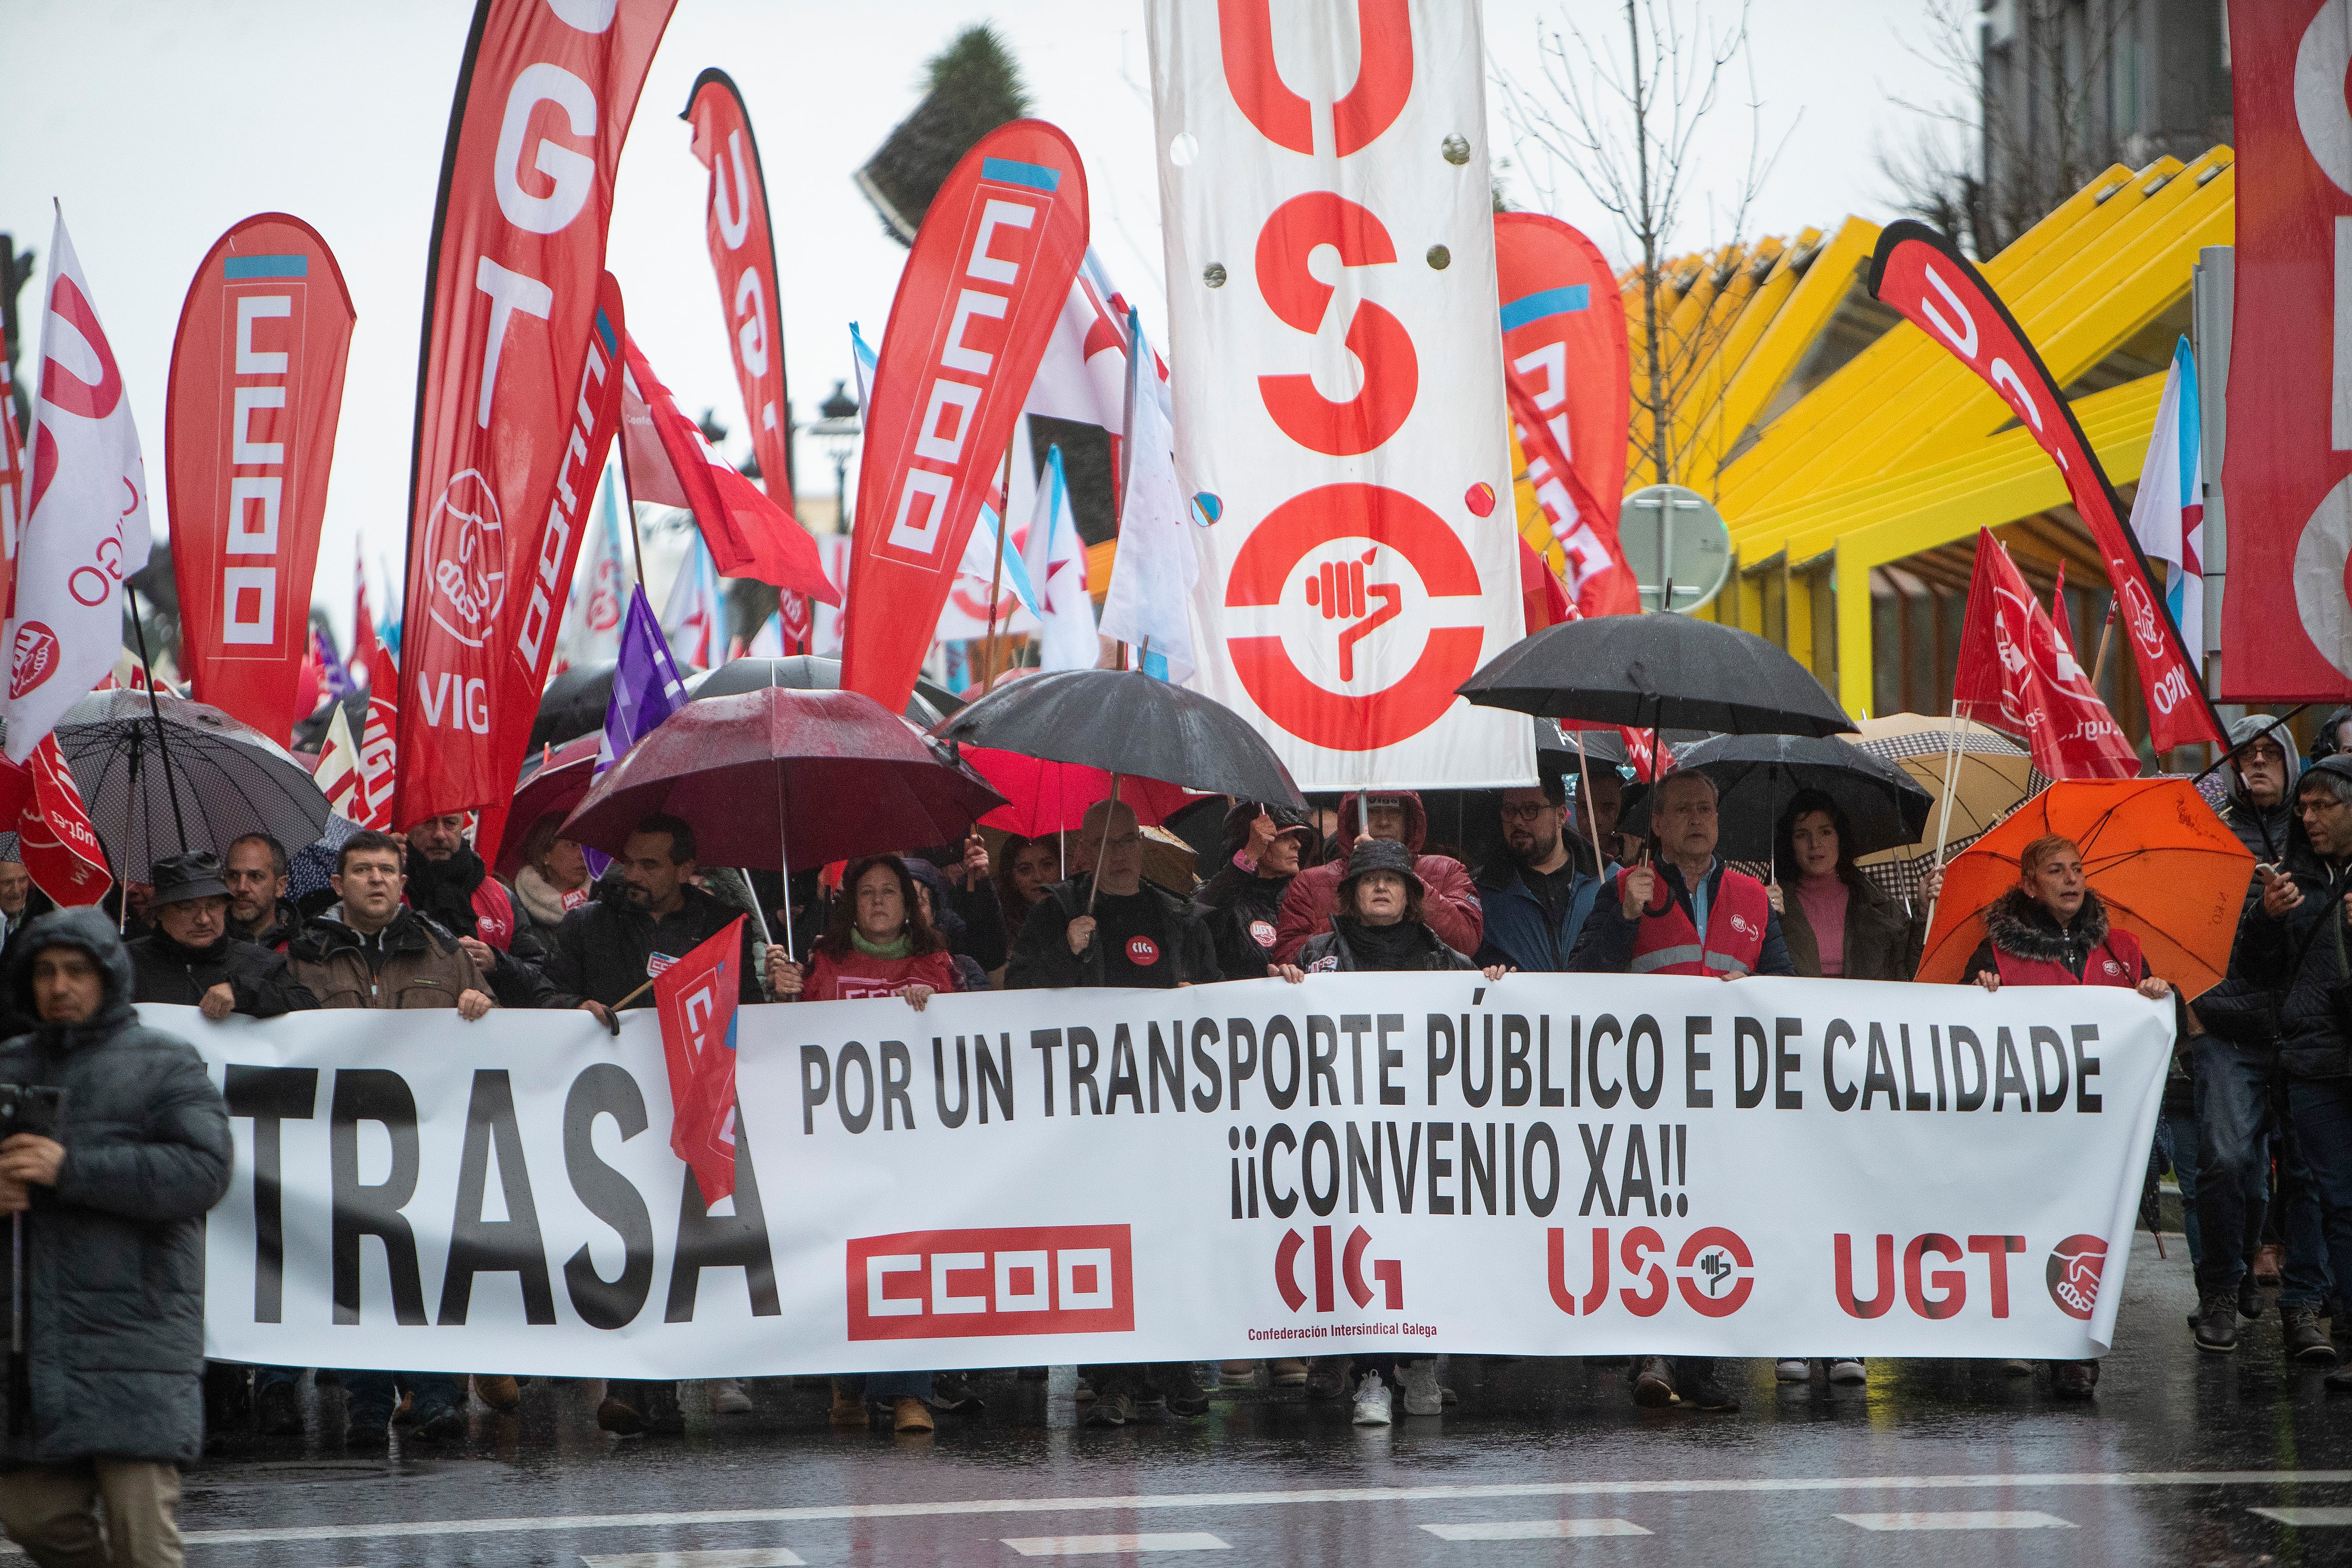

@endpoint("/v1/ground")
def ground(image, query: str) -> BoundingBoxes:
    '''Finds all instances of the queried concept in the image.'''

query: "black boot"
[2193,1289,2240,1352]
[2284,1305,2339,1366]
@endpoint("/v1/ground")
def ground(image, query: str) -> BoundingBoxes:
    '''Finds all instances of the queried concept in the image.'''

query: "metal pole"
[1085,772,1121,917]
[981,444,1013,692]
[123,581,189,854]
[616,458,646,587]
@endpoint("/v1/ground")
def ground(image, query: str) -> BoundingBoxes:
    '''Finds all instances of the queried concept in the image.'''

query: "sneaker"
[2240,1274,2265,1320]
[1399,1358,1442,1417]
[1351,1370,1393,1425]
[1632,1356,1677,1409]
[257,1379,303,1437]
[829,1380,868,1427]
[2326,1363,2352,1393]
[1157,1366,1212,1418]
[1085,1390,1133,1427]
[1828,1359,1867,1385]
[2284,1305,2339,1366]
[342,1406,391,1449]
[2193,1289,2241,1353]
[595,1397,644,1435]
[2002,1358,2037,1376]
[411,1400,466,1441]
[1677,1371,1740,1413]
[1303,1359,1351,1401]
[891,1396,934,1434]
[708,1377,755,1415]
[1271,1358,1309,1387]
[930,1372,987,1414]
[1221,1360,1260,1384]
[472,1374,521,1411]
[1774,1358,1809,1383]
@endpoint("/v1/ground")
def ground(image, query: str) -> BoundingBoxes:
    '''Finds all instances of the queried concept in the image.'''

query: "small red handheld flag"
[652,915,747,1201]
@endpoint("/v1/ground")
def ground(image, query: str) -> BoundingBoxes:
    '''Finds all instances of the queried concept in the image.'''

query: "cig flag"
[653,914,747,1201]
[7,211,152,762]
[2127,337,2204,663]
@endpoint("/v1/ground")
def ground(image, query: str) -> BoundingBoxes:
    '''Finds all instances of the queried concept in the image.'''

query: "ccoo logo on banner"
[1146,0,1534,788]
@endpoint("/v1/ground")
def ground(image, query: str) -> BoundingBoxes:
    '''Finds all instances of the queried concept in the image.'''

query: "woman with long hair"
[994,836,1063,947]
[769,856,957,1010]
[511,813,594,949]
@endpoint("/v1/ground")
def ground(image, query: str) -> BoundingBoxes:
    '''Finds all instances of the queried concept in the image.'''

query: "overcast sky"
[3,0,1961,639]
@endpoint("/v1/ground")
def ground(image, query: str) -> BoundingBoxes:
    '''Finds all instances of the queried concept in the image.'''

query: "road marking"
[1001,1536,1229,1558]
[580,1553,809,1567]
[2253,1507,2352,1526]
[1838,1512,2074,1532]
[1421,1519,1651,1540]
[167,1471,2352,1546]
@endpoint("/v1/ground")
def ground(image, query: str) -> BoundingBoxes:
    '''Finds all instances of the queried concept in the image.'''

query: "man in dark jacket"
[1005,800,1220,991]
[543,816,760,1025]
[125,852,317,1020]
[1192,803,1316,980]
[1271,790,1481,963]
[2187,716,2335,1359]
[0,908,230,1564]
[1477,778,1605,974]
[224,833,302,951]
[406,814,554,1010]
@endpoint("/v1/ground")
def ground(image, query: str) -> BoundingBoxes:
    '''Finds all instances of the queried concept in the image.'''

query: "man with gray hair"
[1004,798,1219,990]
[1571,766,1789,1415]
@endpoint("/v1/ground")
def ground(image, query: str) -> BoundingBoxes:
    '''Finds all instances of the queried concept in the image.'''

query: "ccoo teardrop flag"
[683,69,795,500]
[840,121,1089,716]
[167,214,356,742]
[394,0,671,829]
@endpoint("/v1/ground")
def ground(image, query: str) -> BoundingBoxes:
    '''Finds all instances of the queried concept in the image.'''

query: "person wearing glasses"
[1476,775,1607,975]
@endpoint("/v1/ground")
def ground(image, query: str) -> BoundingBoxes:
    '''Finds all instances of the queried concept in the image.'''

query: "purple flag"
[587,586,688,875]
[311,626,356,703]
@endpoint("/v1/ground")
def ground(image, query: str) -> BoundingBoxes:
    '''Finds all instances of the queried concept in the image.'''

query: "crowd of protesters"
[3,703,2348,1568]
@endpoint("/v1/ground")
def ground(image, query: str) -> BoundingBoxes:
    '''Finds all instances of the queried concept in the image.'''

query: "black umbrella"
[1459,616,1856,748]
[932,669,1304,806]
[691,656,958,729]
[1615,733,1933,864]
[1529,716,1712,766]
[532,661,618,750]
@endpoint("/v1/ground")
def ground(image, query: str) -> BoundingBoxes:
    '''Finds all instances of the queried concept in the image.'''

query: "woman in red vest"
[771,856,959,1009]
[1965,832,2172,1401]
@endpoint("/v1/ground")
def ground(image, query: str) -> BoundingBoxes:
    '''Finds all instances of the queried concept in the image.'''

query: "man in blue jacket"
[1477,777,1605,974]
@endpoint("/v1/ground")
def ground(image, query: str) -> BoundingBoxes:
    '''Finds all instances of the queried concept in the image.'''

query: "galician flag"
[660,528,726,670]
[2127,337,2204,661]
[1023,444,1098,671]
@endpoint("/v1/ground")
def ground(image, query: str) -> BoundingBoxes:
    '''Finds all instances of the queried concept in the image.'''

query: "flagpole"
[982,443,1013,692]
[616,459,645,587]
[123,581,189,855]
[2090,594,2118,691]
[1573,732,1606,875]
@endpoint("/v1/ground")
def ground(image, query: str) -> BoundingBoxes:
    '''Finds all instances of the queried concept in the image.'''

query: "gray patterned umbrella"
[55,691,331,884]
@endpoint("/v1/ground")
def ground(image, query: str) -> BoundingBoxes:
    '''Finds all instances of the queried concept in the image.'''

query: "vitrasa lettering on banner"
[1148,0,1533,790]
[189,972,2167,1376]
[396,0,670,826]
[166,216,356,740]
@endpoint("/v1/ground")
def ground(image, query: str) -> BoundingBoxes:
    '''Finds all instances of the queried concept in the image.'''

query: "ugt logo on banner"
[1148,0,1532,788]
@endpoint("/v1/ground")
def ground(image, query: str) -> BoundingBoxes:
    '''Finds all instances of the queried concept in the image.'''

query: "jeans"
[842,1372,932,1401]
[2286,1079,2352,1320]
[341,1370,462,1421]
[2162,1100,2202,1266]
[2195,1038,2333,1307]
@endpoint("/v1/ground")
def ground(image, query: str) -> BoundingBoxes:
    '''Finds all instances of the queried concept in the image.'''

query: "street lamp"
[808,379,862,533]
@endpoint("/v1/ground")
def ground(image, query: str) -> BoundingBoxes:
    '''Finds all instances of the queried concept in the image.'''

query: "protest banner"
[189,971,2168,1376]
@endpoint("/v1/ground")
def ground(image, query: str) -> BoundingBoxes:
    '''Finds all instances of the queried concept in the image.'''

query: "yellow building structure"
[1533,147,2233,741]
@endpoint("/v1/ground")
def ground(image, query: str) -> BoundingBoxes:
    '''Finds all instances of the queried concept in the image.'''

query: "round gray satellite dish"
[1619,483,1732,614]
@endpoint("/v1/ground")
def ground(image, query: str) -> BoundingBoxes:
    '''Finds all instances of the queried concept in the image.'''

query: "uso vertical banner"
[1148,1,1533,790]
[840,123,1088,717]
[2219,2,2352,699]
[189,973,2167,1375]
[1867,223,2224,753]
[166,215,357,740]
[395,0,670,828]
[683,69,795,501]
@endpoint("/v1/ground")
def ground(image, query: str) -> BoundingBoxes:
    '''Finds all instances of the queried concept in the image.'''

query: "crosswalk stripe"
[1837,1512,2074,1531]
[2252,1507,2352,1526]
[1001,1535,1231,1557]
[1420,1519,1652,1540]
[580,1553,808,1567]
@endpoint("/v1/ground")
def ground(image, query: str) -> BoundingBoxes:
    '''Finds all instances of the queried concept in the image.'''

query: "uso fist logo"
[8,623,59,700]
[2046,1234,2108,1321]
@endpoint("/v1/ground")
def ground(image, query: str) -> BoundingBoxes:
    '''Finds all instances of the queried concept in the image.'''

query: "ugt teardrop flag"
[8,210,151,763]
[840,121,1089,716]
[683,68,795,501]
[1867,222,2223,754]
[395,0,670,828]
[167,215,356,741]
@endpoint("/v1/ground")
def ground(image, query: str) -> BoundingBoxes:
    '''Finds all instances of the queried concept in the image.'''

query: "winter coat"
[1473,858,1603,973]
[406,845,551,1010]
[243,897,303,953]
[1004,876,1222,989]
[1190,860,1295,981]
[2239,857,2352,1081]
[124,930,318,1018]
[1568,859,1795,976]
[906,857,1009,973]
[542,880,761,1011]
[1297,918,1476,973]
[0,908,231,1468]
[512,864,592,950]
[1271,792,1481,963]
[286,906,493,1011]
[1777,871,1924,981]
[2200,715,2315,1052]
[1963,888,2150,988]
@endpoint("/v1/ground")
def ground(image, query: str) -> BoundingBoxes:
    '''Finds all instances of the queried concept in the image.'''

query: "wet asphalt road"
[171,1233,2352,1567]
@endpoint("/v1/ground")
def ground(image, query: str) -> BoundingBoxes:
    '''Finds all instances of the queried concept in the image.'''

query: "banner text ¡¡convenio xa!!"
[183,971,2170,1377]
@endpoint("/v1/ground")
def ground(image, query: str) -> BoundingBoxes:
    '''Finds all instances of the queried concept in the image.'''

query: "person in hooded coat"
[1192,803,1317,981]
[1270,791,1481,964]
[0,908,230,1565]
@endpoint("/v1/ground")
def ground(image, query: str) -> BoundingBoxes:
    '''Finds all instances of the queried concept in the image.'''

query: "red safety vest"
[1619,865,1771,977]
[1992,924,2143,988]
[806,949,958,1002]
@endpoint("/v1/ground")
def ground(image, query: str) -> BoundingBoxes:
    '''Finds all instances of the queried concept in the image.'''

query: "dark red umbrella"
[494,733,604,879]
[559,686,1006,949]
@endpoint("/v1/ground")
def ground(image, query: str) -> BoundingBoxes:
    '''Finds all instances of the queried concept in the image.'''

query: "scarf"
[850,927,914,960]
[1337,915,1425,971]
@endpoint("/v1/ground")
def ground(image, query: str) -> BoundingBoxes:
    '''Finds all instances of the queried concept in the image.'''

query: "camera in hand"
[0,1086,62,1142]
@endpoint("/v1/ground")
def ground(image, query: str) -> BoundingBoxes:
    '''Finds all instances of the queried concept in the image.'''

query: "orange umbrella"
[1916,778,2253,998]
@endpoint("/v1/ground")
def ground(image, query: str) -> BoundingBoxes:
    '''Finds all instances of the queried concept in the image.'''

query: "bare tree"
[1497,0,1788,492]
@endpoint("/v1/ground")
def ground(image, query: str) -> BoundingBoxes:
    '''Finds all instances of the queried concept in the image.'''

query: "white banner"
[183,972,2167,1376]
[1147,0,1534,789]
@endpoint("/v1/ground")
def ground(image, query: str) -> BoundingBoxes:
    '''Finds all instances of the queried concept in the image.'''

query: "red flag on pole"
[0,321,24,616]
[167,214,356,740]
[682,69,795,501]
[841,121,1089,716]
[1953,529,2138,779]
[652,914,746,1201]
[352,558,386,689]
[0,738,111,907]
[394,0,671,829]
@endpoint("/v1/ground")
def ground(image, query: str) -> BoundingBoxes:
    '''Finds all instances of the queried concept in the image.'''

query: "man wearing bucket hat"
[124,851,318,1020]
